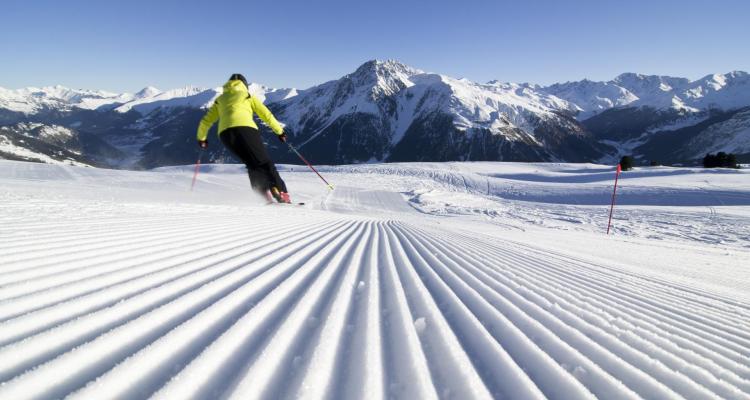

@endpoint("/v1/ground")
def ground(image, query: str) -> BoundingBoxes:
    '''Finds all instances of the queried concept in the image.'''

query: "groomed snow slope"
[0,160,749,399]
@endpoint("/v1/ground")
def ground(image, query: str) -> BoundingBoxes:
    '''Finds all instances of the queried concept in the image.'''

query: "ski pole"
[606,163,622,234]
[190,150,204,191]
[286,142,334,190]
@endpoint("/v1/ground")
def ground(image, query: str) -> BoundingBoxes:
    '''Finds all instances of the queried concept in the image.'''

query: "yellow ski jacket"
[197,79,284,141]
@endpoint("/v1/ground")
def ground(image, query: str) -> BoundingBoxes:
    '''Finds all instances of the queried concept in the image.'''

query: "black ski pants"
[219,126,287,194]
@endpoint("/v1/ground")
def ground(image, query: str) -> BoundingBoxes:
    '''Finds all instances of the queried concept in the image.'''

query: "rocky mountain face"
[1,62,749,168]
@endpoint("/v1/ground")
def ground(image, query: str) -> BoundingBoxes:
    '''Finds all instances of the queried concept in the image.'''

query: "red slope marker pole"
[287,142,334,191]
[607,163,622,235]
[190,150,203,191]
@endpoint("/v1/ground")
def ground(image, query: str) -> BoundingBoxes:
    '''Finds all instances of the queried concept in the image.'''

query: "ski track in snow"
[0,161,749,399]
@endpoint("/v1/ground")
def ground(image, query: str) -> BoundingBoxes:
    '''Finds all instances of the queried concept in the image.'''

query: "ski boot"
[270,186,292,204]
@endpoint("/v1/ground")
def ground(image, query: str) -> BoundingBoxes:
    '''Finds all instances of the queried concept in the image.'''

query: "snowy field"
[0,159,749,399]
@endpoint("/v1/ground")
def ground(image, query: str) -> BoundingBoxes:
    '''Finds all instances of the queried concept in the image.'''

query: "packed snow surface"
[0,160,749,399]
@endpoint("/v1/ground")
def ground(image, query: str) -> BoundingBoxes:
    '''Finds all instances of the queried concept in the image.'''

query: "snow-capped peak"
[114,86,218,114]
[400,73,576,136]
[609,73,691,109]
[540,70,750,118]
[613,72,690,93]
[245,83,298,104]
[542,79,638,119]
[3,65,748,124]
[352,59,424,81]
[275,59,582,151]
[0,85,133,113]
[0,81,298,117]
[134,86,162,99]
[346,59,424,98]
[682,71,750,110]
[113,83,299,115]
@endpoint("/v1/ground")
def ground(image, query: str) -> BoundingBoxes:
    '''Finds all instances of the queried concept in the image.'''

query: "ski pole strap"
[287,143,334,190]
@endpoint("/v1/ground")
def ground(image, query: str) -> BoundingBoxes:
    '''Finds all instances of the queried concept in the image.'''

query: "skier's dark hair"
[229,73,248,88]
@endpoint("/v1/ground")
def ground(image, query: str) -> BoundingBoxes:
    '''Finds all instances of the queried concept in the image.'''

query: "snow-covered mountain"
[1,62,749,168]
[110,85,296,115]
[682,108,750,157]
[0,83,296,116]
[113,86,217,114]
[272,60,605,164]
[0,86,132,114]
[0,82,300,168]
[541,71,750,118]
[541,80,639,120]
[539,71,750,163]
[278,59,580,143]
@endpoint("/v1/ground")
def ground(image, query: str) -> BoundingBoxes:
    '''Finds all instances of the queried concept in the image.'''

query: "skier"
[196,73,291,203]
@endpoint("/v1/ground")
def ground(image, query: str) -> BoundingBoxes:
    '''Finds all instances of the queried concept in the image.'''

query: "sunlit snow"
[0,160,748,399]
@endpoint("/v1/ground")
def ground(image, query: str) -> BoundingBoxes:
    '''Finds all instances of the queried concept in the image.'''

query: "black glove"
[198,140,208,149]
[277,133,287,143]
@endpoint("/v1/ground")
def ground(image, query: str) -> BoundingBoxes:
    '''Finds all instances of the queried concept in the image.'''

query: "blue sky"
[1,0,748,92]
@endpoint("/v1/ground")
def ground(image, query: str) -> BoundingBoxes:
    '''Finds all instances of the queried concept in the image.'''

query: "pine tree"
[620,155,634,171]
[703,152,739,168]
[727,153,739,168]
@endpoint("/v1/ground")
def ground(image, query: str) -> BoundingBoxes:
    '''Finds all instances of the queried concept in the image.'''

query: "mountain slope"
[274,60,606,164]
[542,80,639,120]
[628,107,750,164]
[0,122,123,166]
[543,71,750,163]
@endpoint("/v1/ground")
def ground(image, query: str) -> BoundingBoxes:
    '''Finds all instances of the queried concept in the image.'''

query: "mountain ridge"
[1,60,749,168]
